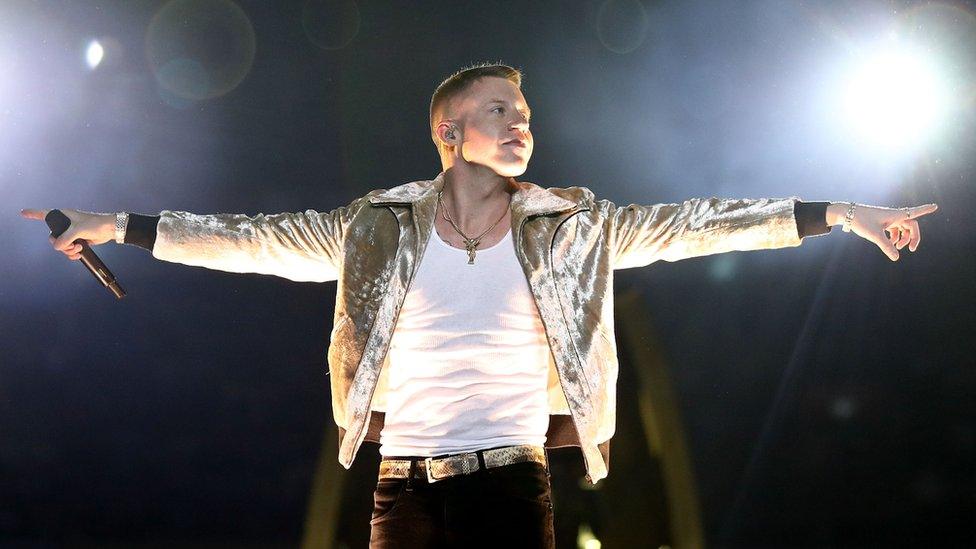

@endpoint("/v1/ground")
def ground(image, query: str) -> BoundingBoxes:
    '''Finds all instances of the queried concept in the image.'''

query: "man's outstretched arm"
[605,197,938,270]
[20,204,364,282]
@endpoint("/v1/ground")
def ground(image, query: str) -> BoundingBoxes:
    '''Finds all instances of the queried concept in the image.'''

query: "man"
[22,63,937,548]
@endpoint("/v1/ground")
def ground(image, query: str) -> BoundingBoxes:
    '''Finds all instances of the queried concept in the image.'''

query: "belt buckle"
[424,457,440,483]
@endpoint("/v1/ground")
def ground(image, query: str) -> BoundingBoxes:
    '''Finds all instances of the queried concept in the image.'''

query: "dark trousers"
[368,458,555,548]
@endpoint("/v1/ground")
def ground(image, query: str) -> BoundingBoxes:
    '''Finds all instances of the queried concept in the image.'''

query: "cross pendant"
[464,240,478,264]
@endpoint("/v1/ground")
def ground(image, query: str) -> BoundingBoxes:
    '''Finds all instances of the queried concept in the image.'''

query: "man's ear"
[436,121,458,147]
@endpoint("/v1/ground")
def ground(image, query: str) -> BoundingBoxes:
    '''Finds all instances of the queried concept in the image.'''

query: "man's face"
[447,77,533,177]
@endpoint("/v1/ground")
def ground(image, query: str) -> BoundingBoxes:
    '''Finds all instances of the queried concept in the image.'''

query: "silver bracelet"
[115,212,130,243]
[841,203,857,233]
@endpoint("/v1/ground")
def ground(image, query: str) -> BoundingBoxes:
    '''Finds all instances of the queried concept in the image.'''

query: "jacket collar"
[368,171,579,218]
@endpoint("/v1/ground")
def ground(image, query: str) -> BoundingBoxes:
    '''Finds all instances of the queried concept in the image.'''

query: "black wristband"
[123,214,160,251]
[794,201,831,239]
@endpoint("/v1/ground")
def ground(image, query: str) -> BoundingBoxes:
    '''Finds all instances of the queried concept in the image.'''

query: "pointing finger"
[907,203,938,219]
[20,208,50,220]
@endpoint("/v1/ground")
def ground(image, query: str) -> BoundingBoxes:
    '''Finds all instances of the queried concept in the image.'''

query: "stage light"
[85,40,103,69]
[578,523,602,549]
[842,47,948,148]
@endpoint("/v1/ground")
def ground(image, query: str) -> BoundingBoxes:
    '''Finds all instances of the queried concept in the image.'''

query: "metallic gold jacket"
[151,172,803,483]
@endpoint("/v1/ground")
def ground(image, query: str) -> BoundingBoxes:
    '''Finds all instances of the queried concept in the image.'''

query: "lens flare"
[146,0,256,102]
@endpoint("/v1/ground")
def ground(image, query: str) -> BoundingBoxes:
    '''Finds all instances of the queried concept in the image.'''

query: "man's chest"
[396,223,541,336]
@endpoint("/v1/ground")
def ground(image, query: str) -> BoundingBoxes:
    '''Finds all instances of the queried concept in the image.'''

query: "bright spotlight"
[842,48,948,148]
[86,40,104,69]
[577,523,602,549]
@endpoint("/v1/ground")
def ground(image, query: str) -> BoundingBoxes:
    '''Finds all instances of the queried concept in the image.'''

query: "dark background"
[2,0,974,547]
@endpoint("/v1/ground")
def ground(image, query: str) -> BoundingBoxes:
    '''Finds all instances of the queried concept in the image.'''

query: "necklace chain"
[437,190,510,265]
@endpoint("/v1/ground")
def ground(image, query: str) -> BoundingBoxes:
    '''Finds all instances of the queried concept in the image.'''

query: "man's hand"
[20,208,116,261]
[826,202,939,261]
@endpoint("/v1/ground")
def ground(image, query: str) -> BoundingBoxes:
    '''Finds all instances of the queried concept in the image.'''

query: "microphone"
[45,209,126,299]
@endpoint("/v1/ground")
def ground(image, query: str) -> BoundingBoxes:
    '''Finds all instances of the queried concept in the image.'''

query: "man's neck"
[440,165,516,232]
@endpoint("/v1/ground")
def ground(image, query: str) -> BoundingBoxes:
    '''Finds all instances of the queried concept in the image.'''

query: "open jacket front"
[151,172,803,483]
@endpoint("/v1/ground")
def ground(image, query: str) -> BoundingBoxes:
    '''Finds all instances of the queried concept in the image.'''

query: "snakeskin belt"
[379,444,547,484]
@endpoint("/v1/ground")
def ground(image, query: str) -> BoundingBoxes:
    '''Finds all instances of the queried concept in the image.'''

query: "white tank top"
[378,225,551,457]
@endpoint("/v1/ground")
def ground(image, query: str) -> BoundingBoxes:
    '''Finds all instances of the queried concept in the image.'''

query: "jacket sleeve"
[150,197,365,282]
[604,196,803,270]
